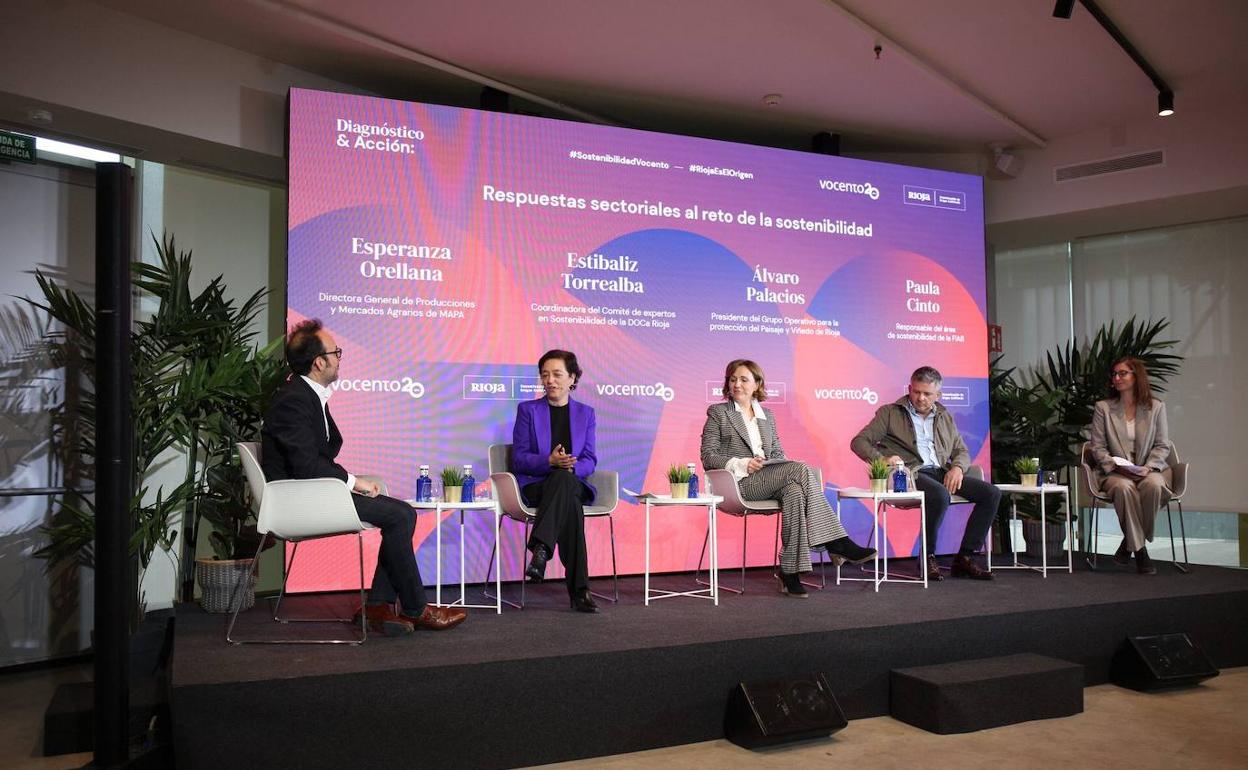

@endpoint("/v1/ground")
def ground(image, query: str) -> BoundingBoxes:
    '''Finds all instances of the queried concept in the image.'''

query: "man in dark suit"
[262,319,465,635]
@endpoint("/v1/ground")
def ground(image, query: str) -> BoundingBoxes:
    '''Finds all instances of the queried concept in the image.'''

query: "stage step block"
[890,653,1083,734]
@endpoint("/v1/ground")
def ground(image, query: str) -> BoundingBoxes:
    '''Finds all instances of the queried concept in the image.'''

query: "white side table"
[644,495,723,606]
[408,499,502,613]
[835,488,928,590]
[991,484,1072,577]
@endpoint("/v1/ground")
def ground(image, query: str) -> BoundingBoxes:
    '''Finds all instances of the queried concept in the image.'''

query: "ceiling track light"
[1053,0,1175,118]
[1158,90,1174,117]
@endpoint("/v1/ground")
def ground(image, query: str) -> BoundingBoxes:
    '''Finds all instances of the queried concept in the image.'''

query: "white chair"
[694,467,828,594]
[485,443,620,608]
[1080,441,1190,572]
[226,441,379,644]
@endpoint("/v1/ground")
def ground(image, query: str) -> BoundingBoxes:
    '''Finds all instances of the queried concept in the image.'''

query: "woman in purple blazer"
[511,349,600,613]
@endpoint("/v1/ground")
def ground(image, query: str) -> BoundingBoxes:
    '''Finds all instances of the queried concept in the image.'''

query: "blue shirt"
[905,400,940,468]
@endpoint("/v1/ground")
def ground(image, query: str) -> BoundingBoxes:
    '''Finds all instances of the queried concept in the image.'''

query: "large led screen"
[286,87,989,591]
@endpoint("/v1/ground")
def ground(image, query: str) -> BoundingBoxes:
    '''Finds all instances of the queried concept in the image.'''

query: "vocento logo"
[333,377,425,399]
[595,381,675,402]
[813,385,878,405]
[818,179,880,201]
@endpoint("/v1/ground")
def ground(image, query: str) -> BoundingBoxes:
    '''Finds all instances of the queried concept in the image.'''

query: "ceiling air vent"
[1054,149,1164,183]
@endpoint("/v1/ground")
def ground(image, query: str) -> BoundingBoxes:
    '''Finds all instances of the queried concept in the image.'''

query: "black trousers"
[522,471,591,596]
[352,493,427,614]
[915,468,1001,556]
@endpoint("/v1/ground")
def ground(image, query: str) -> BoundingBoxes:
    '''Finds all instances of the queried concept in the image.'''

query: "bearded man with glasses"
[261,319,467,633]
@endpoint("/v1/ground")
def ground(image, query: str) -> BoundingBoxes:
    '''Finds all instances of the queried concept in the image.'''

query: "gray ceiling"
[95,0,1248,155]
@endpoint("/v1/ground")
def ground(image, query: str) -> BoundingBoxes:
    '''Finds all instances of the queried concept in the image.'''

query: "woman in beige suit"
[700,359,874,597]
[1089,356,1173,574]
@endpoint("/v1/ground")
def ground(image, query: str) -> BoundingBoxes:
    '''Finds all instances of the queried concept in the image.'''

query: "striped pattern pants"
[739,460,847,573]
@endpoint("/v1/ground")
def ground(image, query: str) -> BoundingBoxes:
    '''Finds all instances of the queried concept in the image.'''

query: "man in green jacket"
[851,366,999,581]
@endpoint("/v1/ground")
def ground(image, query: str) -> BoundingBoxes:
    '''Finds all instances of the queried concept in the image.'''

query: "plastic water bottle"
[416,465,432,502]
[1033,457,1043,487]
[686,463,699,498]
[461,464,475,502]
[892,461,908,493]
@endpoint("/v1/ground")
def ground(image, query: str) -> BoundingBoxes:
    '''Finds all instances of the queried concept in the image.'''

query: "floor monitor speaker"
[1110,633,1219,691]
[724,672,846,749]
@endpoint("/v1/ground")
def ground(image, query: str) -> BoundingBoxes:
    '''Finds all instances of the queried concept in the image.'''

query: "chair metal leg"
[1169,500,1191,573]
[739,514,749,594]
[484,518,529,609]
[225,537,266,644]
[590,515,619,603]
[228,534,366,645]
[270,541,298,621]
[1085,505,1101,571]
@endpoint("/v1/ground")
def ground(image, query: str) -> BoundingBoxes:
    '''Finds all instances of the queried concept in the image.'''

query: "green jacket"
[850,396,970,472]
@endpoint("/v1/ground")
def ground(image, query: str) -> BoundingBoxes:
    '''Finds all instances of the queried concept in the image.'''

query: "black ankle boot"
[824,536,877,565]
[779,571,808,598]
[1135,547,1157,575]
[525,545,549,582]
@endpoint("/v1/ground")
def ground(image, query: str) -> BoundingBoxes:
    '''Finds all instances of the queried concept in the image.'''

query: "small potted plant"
[667,463,692,499]
[868,457,890,493]
[440,466,465,503]
[1014,457,1040,487]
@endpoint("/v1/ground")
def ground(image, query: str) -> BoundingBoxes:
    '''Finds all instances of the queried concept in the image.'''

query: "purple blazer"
[511,397,597,504]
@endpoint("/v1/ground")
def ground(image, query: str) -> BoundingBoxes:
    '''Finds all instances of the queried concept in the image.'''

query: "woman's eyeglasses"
[1110,369,1132,379]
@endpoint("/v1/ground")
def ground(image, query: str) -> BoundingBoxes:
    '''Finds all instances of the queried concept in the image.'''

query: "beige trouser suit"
[1088,398,1173,552]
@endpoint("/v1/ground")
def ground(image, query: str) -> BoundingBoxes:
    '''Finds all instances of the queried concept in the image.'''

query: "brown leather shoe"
[926,555,945,582]
[950,554,994,580]
[401,605,468,631]
[353,603,413,636]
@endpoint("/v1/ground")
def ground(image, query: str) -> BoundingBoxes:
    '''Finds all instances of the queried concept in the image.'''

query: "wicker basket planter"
[195,557,257,614]
[1021,520,1068,559]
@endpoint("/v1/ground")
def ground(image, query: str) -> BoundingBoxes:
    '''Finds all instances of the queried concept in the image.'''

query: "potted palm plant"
[667,463,691,499]
[30,233,284,615]
[867,457,890,493]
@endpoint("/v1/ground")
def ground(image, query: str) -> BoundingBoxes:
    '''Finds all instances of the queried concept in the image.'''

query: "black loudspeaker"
[1110,633,1219,691]
[811,131,841,156]
[724,673,847,749]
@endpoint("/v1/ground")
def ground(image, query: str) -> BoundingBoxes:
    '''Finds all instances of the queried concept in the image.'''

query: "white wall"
[985,101,1248,228]
[0,0,361,160]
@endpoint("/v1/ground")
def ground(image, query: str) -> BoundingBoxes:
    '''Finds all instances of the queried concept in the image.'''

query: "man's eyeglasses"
[320,348,343,361]
[1110,369,1133,379]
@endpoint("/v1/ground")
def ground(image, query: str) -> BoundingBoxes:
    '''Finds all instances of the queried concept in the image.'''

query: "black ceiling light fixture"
[1055,0,1175,117]
[1157,90,1175,117]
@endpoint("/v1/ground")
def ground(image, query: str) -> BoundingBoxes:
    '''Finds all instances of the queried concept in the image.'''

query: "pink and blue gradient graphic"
[286,88,989,592]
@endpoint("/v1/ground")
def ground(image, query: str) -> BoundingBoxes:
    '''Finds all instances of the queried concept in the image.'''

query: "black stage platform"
[171,558,1248,769]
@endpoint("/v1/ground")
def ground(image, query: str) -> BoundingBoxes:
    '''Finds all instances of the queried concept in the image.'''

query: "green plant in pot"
[440,466,465,503]
[1013,457,1040,486]
[667,463,692,499]
[867,457,890,493]
[28,232,285,618]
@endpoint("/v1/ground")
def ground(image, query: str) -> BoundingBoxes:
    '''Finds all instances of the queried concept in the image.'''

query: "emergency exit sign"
[0,130,36,163]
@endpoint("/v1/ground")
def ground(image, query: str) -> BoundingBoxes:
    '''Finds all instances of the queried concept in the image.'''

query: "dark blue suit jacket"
[511,397,597,503]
